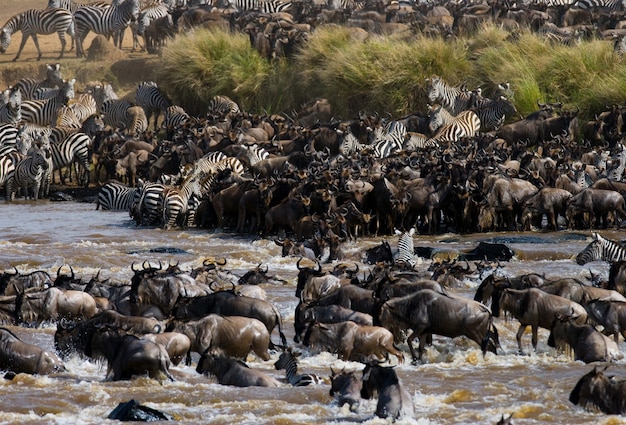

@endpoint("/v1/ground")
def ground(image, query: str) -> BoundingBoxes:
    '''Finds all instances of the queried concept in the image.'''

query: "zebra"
[0,123,19,148]
[273,348,323,387]
[134,3,170,51]
[371,120,407,159]
[236,144,270,169]
[470,96,518,131]
[207,95,240,118]
[87,82,119,111]
[74,0,141,57]
[427,104,481,144]
[7,145,51,201]
[14,64,63,101]
[50,132,92,186]
[394,228,416,268]
[0,153,15,201]
[20,79,76,127]
[230,0,293,13]
[96,180,141,210]
[0,8,74,62]
[162,105,191,138]
[339,129,367,156]
[50,114,104,144]
[162,173,204,229]
[101,99,133,131]
[126,105,149,137]
[404,132,438,150]
[574,0,622,9]
[576,233,626,265]
[47,0,111,12]
[0,88,22,125]
[130,182,166,226]
[427,75,473,116]
[135,81,171,131]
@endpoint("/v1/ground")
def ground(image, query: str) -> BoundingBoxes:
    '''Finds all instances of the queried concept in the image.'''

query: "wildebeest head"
[365,241,393,265]
[569,365,618,413]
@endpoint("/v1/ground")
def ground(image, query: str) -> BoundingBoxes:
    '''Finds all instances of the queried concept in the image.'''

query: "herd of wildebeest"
[6,0,626,422]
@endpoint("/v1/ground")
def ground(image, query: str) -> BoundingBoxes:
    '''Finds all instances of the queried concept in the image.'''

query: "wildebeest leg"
[516,324,527,354]
[406,331,420,363]
[185,350,192,366]
[530,324,539,351]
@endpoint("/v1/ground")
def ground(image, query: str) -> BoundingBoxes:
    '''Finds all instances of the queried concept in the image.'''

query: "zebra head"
[427,104,444,133]
[575,232,604,265]
[60,79,76,104]
[427,75,442,103]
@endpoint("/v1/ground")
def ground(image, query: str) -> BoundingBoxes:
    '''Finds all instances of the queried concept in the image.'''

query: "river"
[0,199,625,425]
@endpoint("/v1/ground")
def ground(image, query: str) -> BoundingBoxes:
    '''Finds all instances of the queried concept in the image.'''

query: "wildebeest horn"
[259,263,268,274]
[217,258,227,266]
[315,260,322,272]
[208,281,217,292]
[70,265,75,279]
[296,257,305,270]
[131,262,138,272]
[142,260,150,270]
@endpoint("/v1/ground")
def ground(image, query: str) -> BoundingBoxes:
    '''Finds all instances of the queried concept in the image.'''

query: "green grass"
[156,23,626,125]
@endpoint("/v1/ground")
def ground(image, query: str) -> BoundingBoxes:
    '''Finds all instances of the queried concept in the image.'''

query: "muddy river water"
[0,199,625,424]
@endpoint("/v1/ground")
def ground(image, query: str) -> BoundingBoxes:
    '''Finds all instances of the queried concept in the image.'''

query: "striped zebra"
[230,0,293,13]
[47,0,110,12]
[130,181,166,226]
[126,105,148,137]
[574,0,622,9]
[162,105,191,136]
[470,96,518,131]
[162,173,204,229]
[74,0,140,57]
[404,132,438,150]
[135,81,171,131]
[274,348,323,387]
[50,132,91,186]
[0,123,19,148]
[236,144,270,168]
[7,145,50,201]
[207,95,240,118]
[134,3,170,51]
[0,88,22,125]
[427,104,480,144]
[0,8,74,62]
[96,180,141,210]
[576,233,626,265]
[0,153,15,201]
[394,228,416,268]
[371,120,407,159]
[21,78,75,127]
[339,129,367,156]
[101,99,133,131]
[14,64,63,101]
[427,75,473,116]
[87,82,119,111]
[50,114,104,143]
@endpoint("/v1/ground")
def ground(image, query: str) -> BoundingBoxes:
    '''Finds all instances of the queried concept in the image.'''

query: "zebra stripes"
[101,99,133,131]
[208,95,240,118]
[371,121,407,159]
[576,233,626,264]
[574,0,621,9]
[96,180,140,211]
[470,96,517,131]
[274,349,323,387]
[74,0,140,57]
[0,88,22,125]
[230,0,293,13]
[394,228,416,268]
[131,182,166,226]
[50,132,91,186]
[339,129,367,156]
[0,8,74,61]
[404,132,438,150]
[427,75,473,116]
[20,79,75,127]
[162,105,191,135]
[135,81,171,131]
[236,144,270,168]
[7,146,51,201]
[47,0,110,13]
[14,64,63,100]
[0,153,15,201]
[162,174,203,229]
[427,104,480,144]
[0,124,18,148]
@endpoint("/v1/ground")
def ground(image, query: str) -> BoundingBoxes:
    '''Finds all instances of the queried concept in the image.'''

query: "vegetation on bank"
[156,23,626,123]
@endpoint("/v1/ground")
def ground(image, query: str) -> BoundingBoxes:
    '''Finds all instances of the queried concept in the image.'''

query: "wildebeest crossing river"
[0,200,625,424]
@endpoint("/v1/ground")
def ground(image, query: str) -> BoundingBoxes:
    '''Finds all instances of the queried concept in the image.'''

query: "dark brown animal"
[0,327,65,375]
[329,368,362,412]
[570,366,626,414]
[196,352,281,387]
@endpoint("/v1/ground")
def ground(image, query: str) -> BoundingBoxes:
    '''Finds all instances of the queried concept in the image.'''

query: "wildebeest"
[0,327,65,375]
[171,290,287,346]
[584,299,626,343]
[570,366,626,414]
[293,302,373,343]
[196,352,281,387]
[364,241,394,265]
[303,321,404,363]
[166,314,272,365]
[15,287,97,325]
[379,289,499,362]
[330,368,362,412]
[88,328,174,382]
[547,315,623,363]
[360,363,415,420]
[0,268,52,295]
[139,332,191,366]
[491,286,587,353]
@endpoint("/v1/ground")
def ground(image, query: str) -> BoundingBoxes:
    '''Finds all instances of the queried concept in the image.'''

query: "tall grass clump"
[157,29,273,115]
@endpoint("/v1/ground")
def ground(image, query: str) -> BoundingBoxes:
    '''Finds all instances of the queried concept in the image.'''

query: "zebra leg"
[57,31,67,59]
[14,33,32,62]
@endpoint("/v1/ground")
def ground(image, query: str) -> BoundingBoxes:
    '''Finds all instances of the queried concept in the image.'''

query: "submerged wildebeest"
[330,368,362,412]
[166,314,272,365]
[547,315,623,363]
[15,287,98,326]
[87,328,174,382]
[303,321,404,363]
[0,327,65,375]
[360,363,415,420]
[196,352,281,387]
[379,289,499,362]
[570,366,626,414]
[584,299,626,343]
